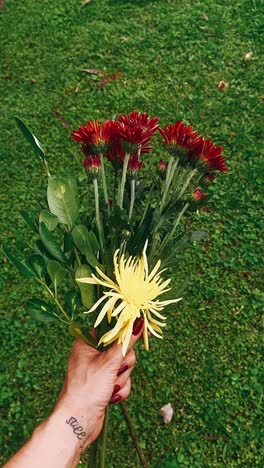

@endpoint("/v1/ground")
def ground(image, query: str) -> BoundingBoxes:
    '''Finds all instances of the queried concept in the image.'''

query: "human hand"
[54,317,144,452]
[3,318,144,468]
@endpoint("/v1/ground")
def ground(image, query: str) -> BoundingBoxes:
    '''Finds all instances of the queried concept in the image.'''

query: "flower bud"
[128,158,143,179]
[192,188,205,202]
[158,159,168,172]
[83,156,101,178]
[203,172,216,184]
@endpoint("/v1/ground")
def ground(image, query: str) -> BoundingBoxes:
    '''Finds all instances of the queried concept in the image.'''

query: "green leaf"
[39,222,68,264]
[2,246,35,278]
[15,117,45,162]
[68,322,97,347]
[47,260,67,293]
[64,291,82,319]
[87,231,100,254]
[27,254,46,277]
[72,225,99,267]
[64,176,78,196]
[39,209,58,231]
[47,177,78,228]
[75,264,95,308]
[20,210,38,233]
[26,298,56,323]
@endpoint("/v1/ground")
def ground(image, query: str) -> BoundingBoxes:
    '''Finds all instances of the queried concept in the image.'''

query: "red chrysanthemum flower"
[191,138,228,173]
[118,110,159,136]
[72,119,118,155]
[117,111,159,155]
[192,188,205,202]
[159,121,199,157]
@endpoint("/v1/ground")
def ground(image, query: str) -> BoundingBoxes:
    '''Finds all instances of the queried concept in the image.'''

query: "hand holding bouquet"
[4,111,227,466]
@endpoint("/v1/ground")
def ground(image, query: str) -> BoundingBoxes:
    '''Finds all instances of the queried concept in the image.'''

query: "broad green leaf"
[33,240,51,263]
[26,298,56,323]
[20,211,38,233]
[87,231,100,254]
[39,209,58,231]
[39,222,68,264]
[27,254,46,277]
[2,246,35,278]
[64,176,78,196]
[75,264,95,308]
[47,177,78,228]
[15,117,45,161]
[68,322,97,347]
[72,225,99,267]
[47,260,67,293]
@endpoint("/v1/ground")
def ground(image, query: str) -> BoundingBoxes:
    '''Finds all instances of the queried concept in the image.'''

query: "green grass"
[0,0,263,466]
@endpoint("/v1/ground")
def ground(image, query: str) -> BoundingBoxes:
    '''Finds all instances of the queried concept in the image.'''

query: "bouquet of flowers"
[4,111,227,466]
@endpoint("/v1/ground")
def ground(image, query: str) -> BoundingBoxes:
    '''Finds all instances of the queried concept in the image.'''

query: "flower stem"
[128,179,136,221]
[118,153,130,209]
[100,154,110,214]
[93,178,104,252]
[44,159,51,177]
[178,168,197,199]
[98,405,110,468]
[160,202,189,252]
[120,402,149,467]
[159,157,179,213]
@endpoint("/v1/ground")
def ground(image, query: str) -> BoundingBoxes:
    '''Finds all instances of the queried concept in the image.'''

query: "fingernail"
[132,317,144,335]
[117,364,129,376]
[110,394,122,404]
[111,385,121,398]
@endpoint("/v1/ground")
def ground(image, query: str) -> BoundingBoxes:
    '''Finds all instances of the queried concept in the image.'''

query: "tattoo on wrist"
[66,416,86,441]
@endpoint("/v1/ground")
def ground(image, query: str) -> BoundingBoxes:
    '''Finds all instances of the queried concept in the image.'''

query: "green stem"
[39,279,71,323]
[138,183,155,229]
[118,153,130,209]
[43,159,51,177]
[100,154,110,214]
[160,202,189,252]
[178,168,197,199]
[93,178,104,252]
[98,405,110,468]
[120,402,149,467]
[128,179,136,221]
[74,246,81,267]
[159,157,178,213]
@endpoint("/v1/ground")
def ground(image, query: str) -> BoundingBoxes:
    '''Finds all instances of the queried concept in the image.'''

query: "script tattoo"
[66,416,86,441]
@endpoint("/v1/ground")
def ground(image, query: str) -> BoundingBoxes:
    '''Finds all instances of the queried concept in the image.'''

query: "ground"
[0,0,263,466]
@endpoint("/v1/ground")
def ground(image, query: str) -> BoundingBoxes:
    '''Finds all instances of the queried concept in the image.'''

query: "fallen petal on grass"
[159,403,174,424]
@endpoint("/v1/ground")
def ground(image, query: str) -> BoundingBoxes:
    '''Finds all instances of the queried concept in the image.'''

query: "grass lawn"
[0,0,263,466]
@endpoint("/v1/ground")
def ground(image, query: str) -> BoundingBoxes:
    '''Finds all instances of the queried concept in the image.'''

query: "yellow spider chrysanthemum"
[77,242,181,355]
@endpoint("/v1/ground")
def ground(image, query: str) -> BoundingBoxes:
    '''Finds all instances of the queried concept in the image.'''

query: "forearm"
[4,404,88,468]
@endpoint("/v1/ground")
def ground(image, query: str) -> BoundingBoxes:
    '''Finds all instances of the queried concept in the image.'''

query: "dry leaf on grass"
[218,80,229,91]
[244,51,253,62]
[81,68,104,75]
[159,403,174,424]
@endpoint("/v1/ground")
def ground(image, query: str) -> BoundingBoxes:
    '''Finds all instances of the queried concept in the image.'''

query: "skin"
[4,323,143,468]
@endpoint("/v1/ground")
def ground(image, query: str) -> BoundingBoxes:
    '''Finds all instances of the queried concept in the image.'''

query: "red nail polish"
[117,364,129,376]
[132,317,144,335]
[110,394,122,404]
[112,385,121,398]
